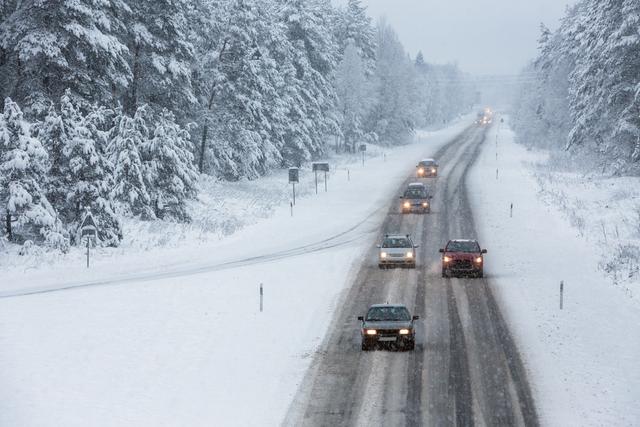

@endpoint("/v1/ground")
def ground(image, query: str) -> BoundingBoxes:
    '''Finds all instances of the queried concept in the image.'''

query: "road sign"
[312,162,329,172]
[288,167,299,183]
[80,212,97,238]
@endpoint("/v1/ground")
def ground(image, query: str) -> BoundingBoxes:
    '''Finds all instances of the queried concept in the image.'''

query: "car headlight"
[418,168,424,174]
[403,202,410,208]
[399,329,410,335]
[431,168,436,173]
[422,202,428,207]
[406,251,413,258]
[443,256,451,262]
[475,256,483,263]
[366,329,377,335]
[380,252,387,259]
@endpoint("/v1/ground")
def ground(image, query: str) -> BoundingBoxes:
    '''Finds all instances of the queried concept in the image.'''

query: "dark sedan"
[358,304,419,351]
[439,239,487,278]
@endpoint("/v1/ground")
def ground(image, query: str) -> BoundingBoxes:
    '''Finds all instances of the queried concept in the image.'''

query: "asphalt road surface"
[284,125,538,427]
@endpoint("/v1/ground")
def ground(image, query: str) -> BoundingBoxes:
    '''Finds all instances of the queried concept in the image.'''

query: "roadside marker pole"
[290,201,293,217]
[347,169,350,181]
[510,203,513,217]
[315,171,318,194]
[560,281,564,310]
[260,283,263,312]
[496,168,499,180]
[362,151,365,166]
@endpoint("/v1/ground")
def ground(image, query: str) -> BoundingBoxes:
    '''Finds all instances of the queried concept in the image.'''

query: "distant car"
[358,304,419,351]
[377,234,418,269]
[439,239,487,278]
[416,158,438,177]
[400,182,431,213]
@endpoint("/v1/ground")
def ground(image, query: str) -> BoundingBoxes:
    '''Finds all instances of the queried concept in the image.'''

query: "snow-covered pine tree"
[334,0,376,75]
[0,98,62,245]
[335,40,367,152]
[109,106,153,218]
[0,0,130,114]
[57,93,122,245]
[278,0,340,164]
[144,109,197,221]
[123,0,195,117]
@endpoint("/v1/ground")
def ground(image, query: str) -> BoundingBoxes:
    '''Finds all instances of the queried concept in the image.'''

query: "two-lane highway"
[284,126,538,426]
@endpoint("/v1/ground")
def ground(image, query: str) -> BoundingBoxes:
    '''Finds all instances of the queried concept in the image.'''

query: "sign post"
[312,162,329,194]
[80,209,98,268]
[359,144,367,166]
[288,167,299,205]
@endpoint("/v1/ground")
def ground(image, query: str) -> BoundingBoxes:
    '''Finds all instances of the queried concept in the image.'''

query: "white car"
[377,234,418,269]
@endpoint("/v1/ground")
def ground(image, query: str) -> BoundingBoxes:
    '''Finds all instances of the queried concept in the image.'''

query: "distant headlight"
[422,202,428,207]
[403,202,410,208]
[406,251,413,258]
[443,256,452,262]
[380,252,387,259]
[366,329,377,335]
[475,256,483,263]
[418,168,424,174]
[431,168,436,173]
[399,329,410,335]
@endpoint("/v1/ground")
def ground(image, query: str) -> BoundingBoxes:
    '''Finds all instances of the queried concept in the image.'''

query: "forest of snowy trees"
[512,0,640,174]
[0,0,473,248]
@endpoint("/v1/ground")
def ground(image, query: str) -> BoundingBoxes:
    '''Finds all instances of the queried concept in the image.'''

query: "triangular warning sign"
[81,213,97,229]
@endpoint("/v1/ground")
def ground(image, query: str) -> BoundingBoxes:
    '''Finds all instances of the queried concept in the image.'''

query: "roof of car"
[420,158,435,162]
[384,234,411,239]
[449,239,478,243]
[369,303,408,309]
[407,182,426,188]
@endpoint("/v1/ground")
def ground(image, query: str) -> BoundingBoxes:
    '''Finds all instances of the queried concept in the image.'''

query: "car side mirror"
[412,315,420,320]
[414,244,420,248]
[429,195,433,199]
[438,248,444,253]
[482,249,487,254]
[357,316,364,321]
[399,195,404,199]
[376,244,381,248]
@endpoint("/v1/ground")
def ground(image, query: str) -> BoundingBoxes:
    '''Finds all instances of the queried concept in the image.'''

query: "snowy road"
[284,126,538,426]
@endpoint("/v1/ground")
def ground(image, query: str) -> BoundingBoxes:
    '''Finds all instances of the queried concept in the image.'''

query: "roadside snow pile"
[469,116,640,426]
[532,170,640,300]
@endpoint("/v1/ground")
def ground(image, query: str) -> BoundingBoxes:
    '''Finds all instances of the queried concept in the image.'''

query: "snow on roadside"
[468,116,640,426]
[0,117,472,427]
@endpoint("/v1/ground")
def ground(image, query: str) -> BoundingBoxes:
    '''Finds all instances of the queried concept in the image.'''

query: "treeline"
[512,0,640,173]
[0,0,473,248]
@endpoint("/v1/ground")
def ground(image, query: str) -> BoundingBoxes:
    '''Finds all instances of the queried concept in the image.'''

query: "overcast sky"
[335,0,577,76]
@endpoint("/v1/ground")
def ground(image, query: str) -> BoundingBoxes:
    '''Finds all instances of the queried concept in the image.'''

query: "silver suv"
[377,234,419,269]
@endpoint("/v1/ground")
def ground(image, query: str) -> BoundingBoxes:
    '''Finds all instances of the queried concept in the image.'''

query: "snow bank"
[468,116,640,426]
[0,116,471,426]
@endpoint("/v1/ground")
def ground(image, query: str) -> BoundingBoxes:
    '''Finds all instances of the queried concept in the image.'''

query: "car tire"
[478,270,484,278]
[410,263,416,269]
[442,269,448,278]
[406,340,415,351]
[362,342,371,351]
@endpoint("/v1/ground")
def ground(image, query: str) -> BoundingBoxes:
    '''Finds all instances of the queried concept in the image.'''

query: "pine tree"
[0,98,60,244]
[123,0,195,116]
[109,107,153,218]
[57,93,122,245]
[144,109,198,221]
[335,0,376,74]
[335,40,367,152]
[0,0,130,114]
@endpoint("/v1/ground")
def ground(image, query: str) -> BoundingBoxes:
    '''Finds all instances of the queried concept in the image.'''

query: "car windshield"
[446,241,480,252]
[420,160,435,166]
[382,237,410,248]
[404,188,426,198]
[366,306,411,321]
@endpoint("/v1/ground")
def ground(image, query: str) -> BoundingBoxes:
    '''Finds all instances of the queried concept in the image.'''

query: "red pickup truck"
[439,239,487,278]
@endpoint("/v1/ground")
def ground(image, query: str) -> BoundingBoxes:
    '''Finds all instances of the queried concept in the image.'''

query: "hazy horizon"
[334,0,577,76]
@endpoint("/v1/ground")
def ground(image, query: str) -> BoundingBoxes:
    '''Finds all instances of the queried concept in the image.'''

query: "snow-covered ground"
[0,117,471,426]
[468,116,640,426]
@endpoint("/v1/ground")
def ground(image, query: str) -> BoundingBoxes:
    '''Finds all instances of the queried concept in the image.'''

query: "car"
[416,158,438,177]
[358,304,419,351]
[377,234,418,269]
[439,239,487,278]
[400,182,431,213]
